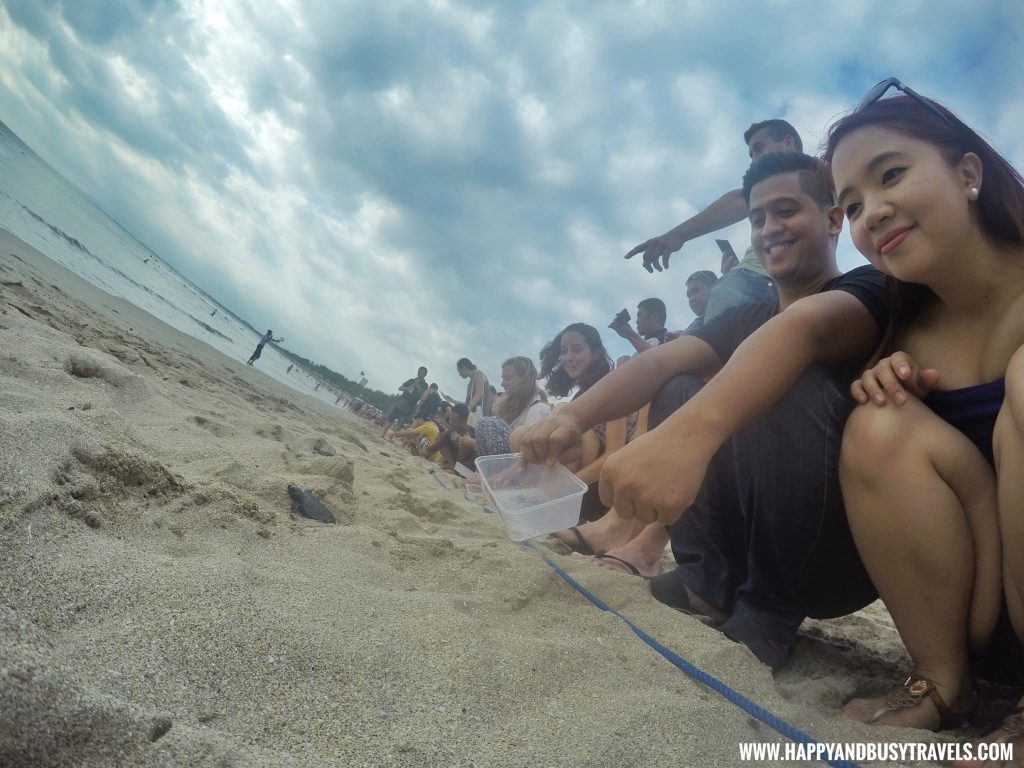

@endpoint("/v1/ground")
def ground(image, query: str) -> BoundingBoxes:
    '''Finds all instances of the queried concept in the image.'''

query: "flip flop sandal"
[593,552,642,576]
[557,526,595,556]
[868,675,974,731]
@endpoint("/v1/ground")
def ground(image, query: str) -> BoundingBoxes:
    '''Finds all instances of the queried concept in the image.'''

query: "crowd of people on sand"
[368,82,1024,763]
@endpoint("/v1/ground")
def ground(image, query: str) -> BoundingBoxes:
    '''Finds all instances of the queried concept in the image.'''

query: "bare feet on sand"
[551,513,643,554]
[589,538,663,578]
[843,673,973,731]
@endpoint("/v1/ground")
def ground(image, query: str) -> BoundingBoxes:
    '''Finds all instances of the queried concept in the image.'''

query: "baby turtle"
[287,485,336,524]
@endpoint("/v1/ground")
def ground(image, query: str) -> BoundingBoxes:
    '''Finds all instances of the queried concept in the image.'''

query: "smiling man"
[521,152,890,669]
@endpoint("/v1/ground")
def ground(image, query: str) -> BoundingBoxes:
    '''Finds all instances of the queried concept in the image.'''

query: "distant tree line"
[279,350,393,411]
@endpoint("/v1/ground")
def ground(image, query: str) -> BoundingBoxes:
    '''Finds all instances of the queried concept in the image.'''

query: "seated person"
[682,271,718,333]
[538,323,626,523]
[825,82,1024,743]
[476,356,551,456]
[389,412,443,463]
[610,298,670,353]
[416,383,444,419]
[424,403,477,470]
[521,152,889,671]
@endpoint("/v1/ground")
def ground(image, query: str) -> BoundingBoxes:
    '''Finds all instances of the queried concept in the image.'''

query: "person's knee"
[840,402,911,481]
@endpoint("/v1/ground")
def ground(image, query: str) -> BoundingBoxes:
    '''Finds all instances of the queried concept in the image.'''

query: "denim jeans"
[650,367,876,640]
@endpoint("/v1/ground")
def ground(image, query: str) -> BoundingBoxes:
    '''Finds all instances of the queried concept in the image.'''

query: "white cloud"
[1,0,1023,394]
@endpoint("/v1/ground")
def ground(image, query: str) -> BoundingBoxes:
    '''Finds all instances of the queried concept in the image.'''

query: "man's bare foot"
[590,538,664,578]
[844,674,972,731]
[952,700,1024,767]
[551,515,640,554]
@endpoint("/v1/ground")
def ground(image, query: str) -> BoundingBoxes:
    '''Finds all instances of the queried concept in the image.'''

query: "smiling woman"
[537,322,623,521]
[824,86,1024,760]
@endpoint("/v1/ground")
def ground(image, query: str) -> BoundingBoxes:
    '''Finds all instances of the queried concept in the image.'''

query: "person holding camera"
[609,298,669,355]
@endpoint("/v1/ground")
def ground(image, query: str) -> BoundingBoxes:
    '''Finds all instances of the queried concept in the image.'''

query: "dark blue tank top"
[923,379,1005,466]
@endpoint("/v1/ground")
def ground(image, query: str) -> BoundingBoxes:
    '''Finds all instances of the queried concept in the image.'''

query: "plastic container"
[475,454,587,541]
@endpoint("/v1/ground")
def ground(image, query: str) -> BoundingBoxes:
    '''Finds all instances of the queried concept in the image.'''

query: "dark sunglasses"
[856,77,959,132]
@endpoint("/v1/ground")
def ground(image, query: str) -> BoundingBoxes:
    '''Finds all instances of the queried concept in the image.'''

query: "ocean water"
[0,120,344,408]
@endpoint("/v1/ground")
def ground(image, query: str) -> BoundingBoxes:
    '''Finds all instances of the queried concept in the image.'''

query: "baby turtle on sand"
[287,485,336,524]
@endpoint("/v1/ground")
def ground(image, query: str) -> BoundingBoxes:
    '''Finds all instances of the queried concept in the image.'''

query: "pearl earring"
[969,186,980,200]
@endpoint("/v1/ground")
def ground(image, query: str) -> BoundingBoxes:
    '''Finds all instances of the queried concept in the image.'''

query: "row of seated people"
[509,90,1024,765]
[384,333,642,512]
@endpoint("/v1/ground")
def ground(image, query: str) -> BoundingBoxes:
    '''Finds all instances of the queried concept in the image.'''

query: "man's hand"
[851,351,939,406]
[517,410,584,471]
[624,228,686,273]
[597,428,712,525]
[610,321,635,340]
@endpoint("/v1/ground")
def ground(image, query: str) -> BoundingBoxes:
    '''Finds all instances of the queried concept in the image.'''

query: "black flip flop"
[561,526,595,556]
[594,552,642,576]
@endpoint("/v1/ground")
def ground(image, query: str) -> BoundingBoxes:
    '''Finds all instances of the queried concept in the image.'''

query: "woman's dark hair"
[824,93,1024,356]
[539,322,613,398]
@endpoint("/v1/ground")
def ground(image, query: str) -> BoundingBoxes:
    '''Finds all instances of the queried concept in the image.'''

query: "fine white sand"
[0,229,1009,767]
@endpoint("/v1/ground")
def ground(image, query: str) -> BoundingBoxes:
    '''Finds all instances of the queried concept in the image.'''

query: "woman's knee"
[840,402,913,479]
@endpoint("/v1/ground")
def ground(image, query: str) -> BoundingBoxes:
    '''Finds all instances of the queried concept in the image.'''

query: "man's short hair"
[417,366,428,376]
[741,152,835,208]
[637,297,666,324]
[686,270,718,287]
[429,383,438,390]
[743,119,803,153]
[456,358,475,371]
[453,403,470,420]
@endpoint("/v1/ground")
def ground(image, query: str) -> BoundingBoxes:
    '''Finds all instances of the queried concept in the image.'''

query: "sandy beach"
[1,228,1012,767]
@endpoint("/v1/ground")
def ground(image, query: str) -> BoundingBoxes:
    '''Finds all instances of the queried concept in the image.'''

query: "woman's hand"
[852,351,940,406]
[517,410,584,471]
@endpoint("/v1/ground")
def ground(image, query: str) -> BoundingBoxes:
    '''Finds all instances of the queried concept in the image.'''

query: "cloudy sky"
[1,0,1023,396]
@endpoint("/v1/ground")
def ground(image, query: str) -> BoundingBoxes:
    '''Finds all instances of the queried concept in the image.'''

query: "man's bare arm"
[624,188,748,273]
[598,291,881,523]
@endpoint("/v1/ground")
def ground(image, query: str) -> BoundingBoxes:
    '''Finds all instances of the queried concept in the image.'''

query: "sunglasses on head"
[856,77,959,132]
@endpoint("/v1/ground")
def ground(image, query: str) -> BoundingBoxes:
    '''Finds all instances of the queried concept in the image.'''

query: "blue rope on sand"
[522,541,861,768]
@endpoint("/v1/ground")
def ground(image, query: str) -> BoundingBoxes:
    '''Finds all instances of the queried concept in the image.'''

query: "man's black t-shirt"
[419,391,442,417]
[688,265,889,380]
[401,376,428,405]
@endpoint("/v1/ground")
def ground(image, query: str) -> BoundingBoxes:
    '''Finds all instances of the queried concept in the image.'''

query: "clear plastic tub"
[475,454,587,541]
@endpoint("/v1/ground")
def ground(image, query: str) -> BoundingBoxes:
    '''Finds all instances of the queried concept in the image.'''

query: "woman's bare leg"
[953,357,1024,767]
[840,398,1000,730]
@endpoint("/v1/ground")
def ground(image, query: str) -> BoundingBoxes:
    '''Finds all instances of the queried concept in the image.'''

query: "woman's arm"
[466,371,484,411]
[575,417,628,486]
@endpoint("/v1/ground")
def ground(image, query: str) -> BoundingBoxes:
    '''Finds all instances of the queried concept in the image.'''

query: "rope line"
[522,541,861,768]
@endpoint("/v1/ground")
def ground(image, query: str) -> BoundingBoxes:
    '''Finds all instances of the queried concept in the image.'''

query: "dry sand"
[0,229,1012,766]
